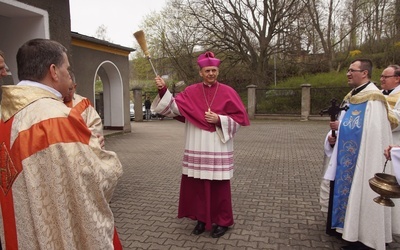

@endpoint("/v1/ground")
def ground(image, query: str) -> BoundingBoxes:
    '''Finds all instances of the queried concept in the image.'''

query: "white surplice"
[324,83,397,250]
[383,85,400,235]
[152,89,241,180]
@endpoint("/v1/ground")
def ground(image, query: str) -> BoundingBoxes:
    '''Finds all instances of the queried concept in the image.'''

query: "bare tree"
[95,24,112,42]
[302,0,338,70]
[142,0,306,87]
[138,1,202,84]
[137,0,400,86]
[183,0,306,86]
[396,0,400,40]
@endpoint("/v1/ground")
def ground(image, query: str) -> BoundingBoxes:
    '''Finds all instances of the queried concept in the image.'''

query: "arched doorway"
[95,61,124,129]
[71,32,134,132]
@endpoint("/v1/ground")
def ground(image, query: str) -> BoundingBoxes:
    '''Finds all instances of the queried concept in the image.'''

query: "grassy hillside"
[257,67,386,115]
[275,68,384,89]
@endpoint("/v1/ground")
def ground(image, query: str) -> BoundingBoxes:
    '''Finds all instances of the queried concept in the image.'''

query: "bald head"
[380,65,400,91]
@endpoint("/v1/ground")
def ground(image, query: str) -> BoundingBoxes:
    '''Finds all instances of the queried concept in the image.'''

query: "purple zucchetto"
[197,51,221,68]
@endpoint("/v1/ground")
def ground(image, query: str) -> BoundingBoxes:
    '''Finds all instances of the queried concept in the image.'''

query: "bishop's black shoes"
[211,225,229,238]
[192,221,206,235]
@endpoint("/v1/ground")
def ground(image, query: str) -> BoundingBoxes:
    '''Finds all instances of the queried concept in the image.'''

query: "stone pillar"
[133,87,143,122]
[301,84,311,121]
[247,85,257,119]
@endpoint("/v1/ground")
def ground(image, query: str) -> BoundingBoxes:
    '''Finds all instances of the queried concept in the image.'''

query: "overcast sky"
[69,0,167,48]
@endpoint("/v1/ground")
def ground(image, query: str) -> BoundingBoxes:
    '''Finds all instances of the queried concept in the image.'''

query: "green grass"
[275,69,384,88]
[258,68,386,115]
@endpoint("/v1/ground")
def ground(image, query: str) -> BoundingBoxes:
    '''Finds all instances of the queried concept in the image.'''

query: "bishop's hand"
[205,110,218,124]
[155,76,166,90]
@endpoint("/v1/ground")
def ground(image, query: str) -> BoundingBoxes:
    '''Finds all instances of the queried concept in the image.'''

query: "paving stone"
[103,119,399,249]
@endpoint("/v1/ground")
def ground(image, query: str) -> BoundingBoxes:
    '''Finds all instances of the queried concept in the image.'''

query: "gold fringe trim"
[385,92,400,110]
[343,90,398,130]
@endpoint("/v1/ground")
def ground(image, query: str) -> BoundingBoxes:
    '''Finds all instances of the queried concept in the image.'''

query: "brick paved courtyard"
[104,119,400,250]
